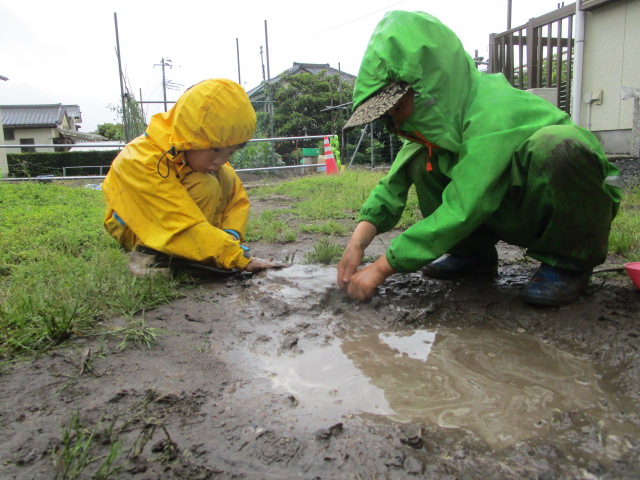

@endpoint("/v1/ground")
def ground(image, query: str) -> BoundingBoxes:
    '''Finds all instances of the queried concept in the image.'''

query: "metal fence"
[0,135,335,182]
[0,130,406,182]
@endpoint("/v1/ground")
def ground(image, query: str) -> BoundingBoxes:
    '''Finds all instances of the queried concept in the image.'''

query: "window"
[20,138,35,153]
[3,128,14,140]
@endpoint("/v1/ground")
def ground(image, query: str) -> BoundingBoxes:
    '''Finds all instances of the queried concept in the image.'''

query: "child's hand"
[244,257,289,272]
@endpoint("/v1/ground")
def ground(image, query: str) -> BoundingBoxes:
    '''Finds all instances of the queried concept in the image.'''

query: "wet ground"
[1,159,640,479]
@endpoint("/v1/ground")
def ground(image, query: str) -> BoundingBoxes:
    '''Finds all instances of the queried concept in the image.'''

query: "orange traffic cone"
[323,136,339,175]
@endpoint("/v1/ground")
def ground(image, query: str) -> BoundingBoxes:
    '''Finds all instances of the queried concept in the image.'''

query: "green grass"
[609,186,640,261]
[246,210,298,242]
[304,238,344,265]
[0,182,183,360]
[247,169,421,240]
[53,413,124,480]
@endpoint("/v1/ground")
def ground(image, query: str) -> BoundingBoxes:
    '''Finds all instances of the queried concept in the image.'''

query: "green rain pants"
[417,125,621,271]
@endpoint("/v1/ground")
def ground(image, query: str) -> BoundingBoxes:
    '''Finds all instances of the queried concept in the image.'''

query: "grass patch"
[0,182,183,360]
[299,220,347,236]
[609,186,640,261]
[248,169,421,237]
[305,238,344,265]
[246,210,298,242]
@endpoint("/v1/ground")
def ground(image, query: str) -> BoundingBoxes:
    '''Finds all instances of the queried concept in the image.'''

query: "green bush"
[7,150,120,177]
[232,142,277,170]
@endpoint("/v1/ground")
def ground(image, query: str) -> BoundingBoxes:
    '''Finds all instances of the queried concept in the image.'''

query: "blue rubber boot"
[522,264,592,307]
[422,247,498,280]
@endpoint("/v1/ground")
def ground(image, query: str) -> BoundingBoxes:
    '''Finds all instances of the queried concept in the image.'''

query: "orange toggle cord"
[408,131,438,172]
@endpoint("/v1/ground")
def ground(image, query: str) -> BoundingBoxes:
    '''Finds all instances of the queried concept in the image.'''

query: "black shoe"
[521,264,592,307]
[127,246,171,278]
[422,248,498,280]
[132,246,238,277]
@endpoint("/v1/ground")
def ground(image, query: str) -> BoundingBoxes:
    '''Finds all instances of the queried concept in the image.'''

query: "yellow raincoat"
[102,79,256,270]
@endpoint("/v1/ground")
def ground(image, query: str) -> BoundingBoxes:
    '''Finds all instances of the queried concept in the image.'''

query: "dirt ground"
[1,160,640,480]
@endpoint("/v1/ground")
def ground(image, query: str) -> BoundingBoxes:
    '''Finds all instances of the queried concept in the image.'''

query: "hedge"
[7,150,121,178]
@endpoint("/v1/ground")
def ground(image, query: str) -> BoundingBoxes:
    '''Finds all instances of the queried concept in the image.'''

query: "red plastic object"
[624,262,640,290]
[323,136,339,175]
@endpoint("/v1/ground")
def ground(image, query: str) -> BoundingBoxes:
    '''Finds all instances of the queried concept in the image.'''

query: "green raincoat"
[354,11,622,273]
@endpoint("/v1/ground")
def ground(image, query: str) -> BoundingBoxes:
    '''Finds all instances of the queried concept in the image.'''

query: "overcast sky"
[1,0,567,133]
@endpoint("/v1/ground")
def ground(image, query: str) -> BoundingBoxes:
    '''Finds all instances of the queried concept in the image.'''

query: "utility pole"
[264,21,274,140]
[264,20,276,165]
[155,57,172,112]
[260,46,266,83]
[113,12,130,142]
[236,38,241,85]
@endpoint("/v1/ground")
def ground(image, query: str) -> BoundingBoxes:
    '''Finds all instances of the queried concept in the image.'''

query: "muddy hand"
[345,256,396,301]
[245,257,290,272]
[337,244,365,289]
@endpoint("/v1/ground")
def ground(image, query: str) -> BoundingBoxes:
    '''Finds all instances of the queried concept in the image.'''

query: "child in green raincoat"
[337,11,622,307]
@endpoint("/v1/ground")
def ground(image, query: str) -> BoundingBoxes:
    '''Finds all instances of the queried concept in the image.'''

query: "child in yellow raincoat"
[102,78,278,276]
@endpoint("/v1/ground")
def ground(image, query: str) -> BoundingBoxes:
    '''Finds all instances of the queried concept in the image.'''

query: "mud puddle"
[230,265,639,456]
[242,324,634,448]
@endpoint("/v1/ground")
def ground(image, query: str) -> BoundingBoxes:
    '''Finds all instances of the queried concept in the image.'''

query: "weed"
[52,413,124,480]
[114,318,166,350]
[305,238,344,265]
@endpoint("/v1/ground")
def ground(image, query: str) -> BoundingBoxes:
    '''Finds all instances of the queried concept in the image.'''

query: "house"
[489,0,640,155]
[0,104,104,154]
[247,62,356,112]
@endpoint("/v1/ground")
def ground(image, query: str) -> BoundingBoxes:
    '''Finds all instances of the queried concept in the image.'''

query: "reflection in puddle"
[257,327,628,448]
[343,328,614,447]
[259,338,394,422]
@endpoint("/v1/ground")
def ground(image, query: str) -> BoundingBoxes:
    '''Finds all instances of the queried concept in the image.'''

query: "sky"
[0,0,568,133]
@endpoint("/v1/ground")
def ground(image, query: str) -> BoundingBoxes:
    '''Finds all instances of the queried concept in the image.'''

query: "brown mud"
[1,161,640,480]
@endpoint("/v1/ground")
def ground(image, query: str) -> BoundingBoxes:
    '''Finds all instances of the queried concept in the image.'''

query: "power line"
[271,0,407,50]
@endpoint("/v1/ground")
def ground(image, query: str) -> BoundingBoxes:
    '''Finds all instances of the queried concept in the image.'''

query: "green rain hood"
[354,11,619,272]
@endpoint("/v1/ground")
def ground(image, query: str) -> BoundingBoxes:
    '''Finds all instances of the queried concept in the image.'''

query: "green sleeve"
[357,143,426,233]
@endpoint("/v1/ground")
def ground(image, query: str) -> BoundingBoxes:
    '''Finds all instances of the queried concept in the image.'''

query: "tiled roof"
[247,62,356,97]
[63,105,82,122]
[284,63,356,84]
[0,104,79,127]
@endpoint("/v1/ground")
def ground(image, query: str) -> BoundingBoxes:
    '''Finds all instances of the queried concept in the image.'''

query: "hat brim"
[343,81,411,132]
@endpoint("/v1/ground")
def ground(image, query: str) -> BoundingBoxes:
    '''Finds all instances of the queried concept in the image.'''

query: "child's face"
[184,145,243,173]
[386,90,415,130]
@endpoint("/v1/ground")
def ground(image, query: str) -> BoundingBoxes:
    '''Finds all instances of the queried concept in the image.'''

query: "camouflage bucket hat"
[343,81,411,132]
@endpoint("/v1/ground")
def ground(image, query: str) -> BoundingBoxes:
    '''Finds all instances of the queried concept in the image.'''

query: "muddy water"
[239,266,634,450]
[343,327,623,448]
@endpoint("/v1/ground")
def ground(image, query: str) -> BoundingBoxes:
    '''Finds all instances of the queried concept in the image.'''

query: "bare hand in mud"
[344,256,395,301]
[245,257,290,272]
[337,244,365,289]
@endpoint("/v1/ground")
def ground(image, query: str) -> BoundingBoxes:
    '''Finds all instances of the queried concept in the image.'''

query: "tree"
[271,71,353,163]
[95,123,124,141]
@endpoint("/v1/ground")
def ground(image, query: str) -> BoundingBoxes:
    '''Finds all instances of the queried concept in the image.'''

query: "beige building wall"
[581,0,640,152]
[2,127,60,154]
